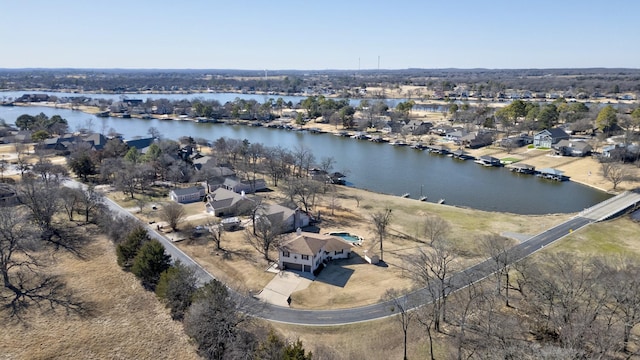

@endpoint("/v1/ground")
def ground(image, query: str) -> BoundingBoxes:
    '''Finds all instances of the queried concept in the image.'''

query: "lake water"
[0,104,611,215]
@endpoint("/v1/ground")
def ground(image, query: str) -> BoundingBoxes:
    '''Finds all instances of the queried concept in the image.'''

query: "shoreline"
[10,102,640,196]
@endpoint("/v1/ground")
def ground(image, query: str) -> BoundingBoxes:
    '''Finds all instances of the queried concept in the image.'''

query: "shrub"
[131,239,171,290]
[116,226,150,268]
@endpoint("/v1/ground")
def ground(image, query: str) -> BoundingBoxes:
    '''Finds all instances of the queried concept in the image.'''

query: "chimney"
[241,190,245,198]
[296,227,302,236]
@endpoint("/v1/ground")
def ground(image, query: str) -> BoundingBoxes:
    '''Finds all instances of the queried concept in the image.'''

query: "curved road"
[78,180,637,326]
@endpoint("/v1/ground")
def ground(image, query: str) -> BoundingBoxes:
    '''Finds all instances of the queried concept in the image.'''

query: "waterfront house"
[599,143,640,161]
[278,230,352,274]
[223,177,267,194]
[169,185,206,204]
[500,134,532,148]
[15,94,50,103]
[430,125,458,136]
[205,187,255,217]
[124,137,155,151]
[402,120,433,135]
[192,155,214,171]
[445,130,469,144]
[463,131,495,149]
[552,140,592,157]
[256,203,310,233]
[533,128,569,148]
[82,133,108,150]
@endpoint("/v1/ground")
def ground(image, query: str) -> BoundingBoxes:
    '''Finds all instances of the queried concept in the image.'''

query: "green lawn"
[500,157,521,164]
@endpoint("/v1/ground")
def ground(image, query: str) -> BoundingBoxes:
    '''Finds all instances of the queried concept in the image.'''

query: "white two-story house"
[278,230,352,274]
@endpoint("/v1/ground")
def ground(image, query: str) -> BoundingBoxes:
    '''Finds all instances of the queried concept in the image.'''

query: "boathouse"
[475,155,502,167]
[509,163,536,174]
[537,168,570,181]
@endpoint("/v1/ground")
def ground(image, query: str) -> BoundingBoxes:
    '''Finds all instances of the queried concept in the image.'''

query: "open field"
[0,233,199,360]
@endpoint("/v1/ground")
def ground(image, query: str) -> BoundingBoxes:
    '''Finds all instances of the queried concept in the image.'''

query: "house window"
[283,251,290,257]
[335,249,343,255]
[302,255,309,260]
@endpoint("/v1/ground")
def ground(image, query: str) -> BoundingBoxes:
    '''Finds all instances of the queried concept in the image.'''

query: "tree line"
[98,211,316,360]
[3,68,640,98]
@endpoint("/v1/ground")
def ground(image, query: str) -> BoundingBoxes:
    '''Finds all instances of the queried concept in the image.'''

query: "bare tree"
[245,215,284,261]
[407,239,457,332]
[283,178,322,213]
[385,288,415,360]
[326,184,340,215]
[351,194,362,207]
[291,144,315,178]
[416,303,437,360]
[601,161,629,190]
[0,207,82,317]
[161,202,186,231]
[525,253,609,351]
[77,184,104,223]
[423,214,450,245]
[480,234,515,307]
[19,177,61,242]
[115,163,138,199]
[447,275,488,360]
[263,145,292,187]
[60,187,82,221]
[598,257,640,354]
[208,223,224,250]
[370,208,392,262]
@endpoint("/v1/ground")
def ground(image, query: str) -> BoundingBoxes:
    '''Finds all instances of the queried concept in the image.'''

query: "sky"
[1,0,638,70]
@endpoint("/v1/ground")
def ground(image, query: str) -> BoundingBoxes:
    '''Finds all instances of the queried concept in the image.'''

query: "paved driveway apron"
[257,271,313,307]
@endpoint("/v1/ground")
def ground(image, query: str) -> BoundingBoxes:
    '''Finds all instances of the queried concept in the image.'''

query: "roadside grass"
[272,317,449,360]
[549,216,640,257]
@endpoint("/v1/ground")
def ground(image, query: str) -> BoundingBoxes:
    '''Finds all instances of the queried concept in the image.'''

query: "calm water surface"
[0,105,611,215]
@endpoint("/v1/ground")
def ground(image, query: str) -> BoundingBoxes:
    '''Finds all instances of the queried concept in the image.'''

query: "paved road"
[72,180,639,326]
[64,180,215,286]
[256,216,593,325]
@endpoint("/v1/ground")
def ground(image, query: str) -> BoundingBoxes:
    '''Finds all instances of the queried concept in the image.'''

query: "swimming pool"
[329,232,363,245]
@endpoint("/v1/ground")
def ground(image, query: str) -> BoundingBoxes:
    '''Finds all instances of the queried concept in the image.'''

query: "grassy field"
[0,233,199,360]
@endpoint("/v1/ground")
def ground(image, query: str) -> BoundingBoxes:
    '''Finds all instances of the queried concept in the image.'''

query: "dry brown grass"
[171,184,571,310]
[0,234,199,360]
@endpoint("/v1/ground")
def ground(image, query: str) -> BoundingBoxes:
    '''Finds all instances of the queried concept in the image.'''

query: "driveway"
[256,270,314,307]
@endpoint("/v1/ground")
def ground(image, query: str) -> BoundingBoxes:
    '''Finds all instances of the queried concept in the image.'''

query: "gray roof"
[539,168,564,175]
[207,187,253,209]
[171,186,204,196]
[259,203,296,223]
